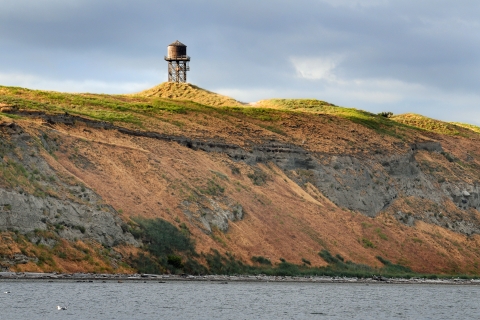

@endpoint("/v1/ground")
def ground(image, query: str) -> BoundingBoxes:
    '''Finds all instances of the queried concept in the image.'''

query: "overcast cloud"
[1,0,479,124]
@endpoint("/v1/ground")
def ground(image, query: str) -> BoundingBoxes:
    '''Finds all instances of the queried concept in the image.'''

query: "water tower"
[164,40,190,83]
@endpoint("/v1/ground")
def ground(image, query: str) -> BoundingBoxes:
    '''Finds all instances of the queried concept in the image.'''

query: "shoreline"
[1,272,480,285]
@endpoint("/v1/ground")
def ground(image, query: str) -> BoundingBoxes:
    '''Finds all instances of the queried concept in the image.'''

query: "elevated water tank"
[167,40,187,59]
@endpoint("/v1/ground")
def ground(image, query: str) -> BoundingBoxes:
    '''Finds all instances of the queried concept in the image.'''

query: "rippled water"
[0,280,478,319]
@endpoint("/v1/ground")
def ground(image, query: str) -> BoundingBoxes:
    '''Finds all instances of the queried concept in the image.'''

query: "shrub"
[205,250,248,275]
[201,180,225,196]
[275,260,301,276]
[362,238,375,248]
[251,256,272,265]
[74,225,86,234]
[376,256,412,273]
[167,254,184,269]
[319,249,340,264]
[247,168,268,186]
[378,111,393,118]
[375,228,388,240]
[132,217,194,257]
[133,253,162,274]
[441,152,455,162]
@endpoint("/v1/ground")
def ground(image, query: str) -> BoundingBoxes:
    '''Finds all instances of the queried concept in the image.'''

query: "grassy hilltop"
[1,82,480,277]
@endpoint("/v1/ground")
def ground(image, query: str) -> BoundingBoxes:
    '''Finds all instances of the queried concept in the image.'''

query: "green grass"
[0,85,282,129]
[256,99,413,138]
[451,122,480,134]
[3,85,480,141]
[392,114,480,137]
[0,85,426,140]
[0,85,197,126]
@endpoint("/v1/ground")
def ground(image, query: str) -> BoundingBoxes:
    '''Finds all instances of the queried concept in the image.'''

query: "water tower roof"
[168,40,186,47]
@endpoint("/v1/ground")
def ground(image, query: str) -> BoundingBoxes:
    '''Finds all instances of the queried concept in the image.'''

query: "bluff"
[1,83,480,275]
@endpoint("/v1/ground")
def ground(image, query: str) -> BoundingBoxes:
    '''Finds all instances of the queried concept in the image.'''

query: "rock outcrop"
[182,197,244,234]
[0,189,136,246]
[0,119,136,247]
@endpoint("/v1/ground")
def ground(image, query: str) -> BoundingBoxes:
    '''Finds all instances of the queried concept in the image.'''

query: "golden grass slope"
[392,113,465,136]
[134,82,243,107]
[451,122,480,134]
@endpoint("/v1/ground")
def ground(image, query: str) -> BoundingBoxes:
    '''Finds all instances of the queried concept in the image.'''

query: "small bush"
[251,256,272,265]
[375,228,388,240]
[247,168,268,186]
[362,238,375,248]
[201,180,225,196]
[167,254,184,269]
[74,225,86,234]
[441,152,455,162]
[376,256,412,273]
[335,254,344,262]
[319,250,340,264]
[378,111,393,118]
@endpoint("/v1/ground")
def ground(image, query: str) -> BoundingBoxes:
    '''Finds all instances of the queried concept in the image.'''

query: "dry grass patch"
[392,113,480,137]
[134,82,243,107]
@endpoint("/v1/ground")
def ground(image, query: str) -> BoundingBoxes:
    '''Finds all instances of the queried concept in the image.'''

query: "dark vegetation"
[378,111,394,118]
[128,217,465,279]
[316,250,413,277]
[128,218,205,274]
[247,168,268,186]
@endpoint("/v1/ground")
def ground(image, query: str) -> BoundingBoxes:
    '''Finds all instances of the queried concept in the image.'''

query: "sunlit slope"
[391,113,476,137]
[134,82,243,107]
[450,122,480,134]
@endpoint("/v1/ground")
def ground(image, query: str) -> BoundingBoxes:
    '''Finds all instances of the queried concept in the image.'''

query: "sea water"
[0,280,477,319]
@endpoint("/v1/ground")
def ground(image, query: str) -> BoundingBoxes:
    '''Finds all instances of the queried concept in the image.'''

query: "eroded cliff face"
[2,98,480,274]
[0,122,136,248]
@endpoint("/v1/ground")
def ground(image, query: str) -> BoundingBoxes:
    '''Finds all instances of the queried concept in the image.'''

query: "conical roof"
[168,40,186,47]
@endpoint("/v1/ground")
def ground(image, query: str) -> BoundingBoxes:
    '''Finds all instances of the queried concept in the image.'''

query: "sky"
[1,0,479,124]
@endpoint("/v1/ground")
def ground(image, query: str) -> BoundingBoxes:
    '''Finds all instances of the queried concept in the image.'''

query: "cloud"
[290,56,343,81]
[289,54,425,104]
[0,72,150,94]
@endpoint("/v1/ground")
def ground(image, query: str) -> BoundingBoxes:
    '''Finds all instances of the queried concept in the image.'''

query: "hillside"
[1,83,480,276]
[134,82,243,107]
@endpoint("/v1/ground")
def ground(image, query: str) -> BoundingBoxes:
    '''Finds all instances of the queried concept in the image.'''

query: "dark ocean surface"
[0,280,477,319]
